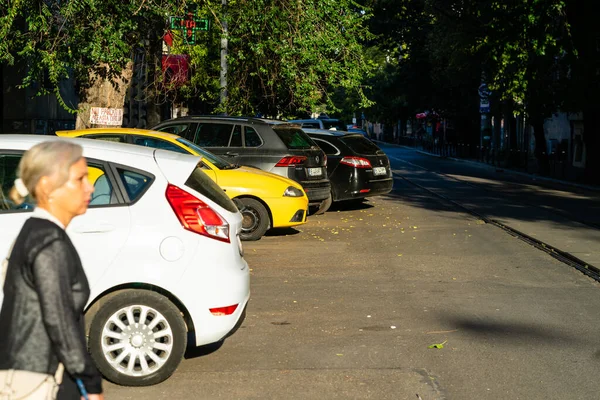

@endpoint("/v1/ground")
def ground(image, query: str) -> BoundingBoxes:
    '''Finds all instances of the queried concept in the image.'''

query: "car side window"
[0,153,33,212]
[117,168,153,203]
[244,127,263,147]
[312,138,339,155]
[88,164,117,207]
[156,123,196,141]
[132,136,189,154]
[229,125,242,147]
[195,123,233,147]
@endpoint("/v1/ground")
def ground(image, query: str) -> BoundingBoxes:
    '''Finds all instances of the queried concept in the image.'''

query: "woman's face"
[50,157,94,217]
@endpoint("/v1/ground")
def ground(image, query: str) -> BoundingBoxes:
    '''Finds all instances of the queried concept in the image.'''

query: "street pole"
[479,73,492,160]
[220,0,228,114]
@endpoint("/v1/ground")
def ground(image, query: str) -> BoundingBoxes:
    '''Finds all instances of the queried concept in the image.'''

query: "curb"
[374,140,600,193]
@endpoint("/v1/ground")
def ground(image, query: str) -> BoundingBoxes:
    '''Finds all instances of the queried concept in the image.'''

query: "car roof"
[1,134,202,180]
[154,115,292,126]
[0,134,158,156]
[56,128,183,142]
[302,128,362,138]
[288,118,341,122]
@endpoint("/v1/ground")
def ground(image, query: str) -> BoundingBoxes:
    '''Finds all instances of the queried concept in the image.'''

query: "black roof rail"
[158,115,292,125]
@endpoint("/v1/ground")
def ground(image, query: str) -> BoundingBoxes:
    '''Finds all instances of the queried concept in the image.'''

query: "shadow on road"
[265,227,301,237]
[185,339,224,360]
[329,199,374,212]
[437,315,593,347]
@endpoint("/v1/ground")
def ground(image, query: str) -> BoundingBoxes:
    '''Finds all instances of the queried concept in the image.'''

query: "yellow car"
[56,128,308,241]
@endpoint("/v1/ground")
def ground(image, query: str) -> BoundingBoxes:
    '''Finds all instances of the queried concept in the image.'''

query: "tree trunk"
[531,117,549,175]
[583,109,599,184]
[507,109,517,166]
[76,63,133,129]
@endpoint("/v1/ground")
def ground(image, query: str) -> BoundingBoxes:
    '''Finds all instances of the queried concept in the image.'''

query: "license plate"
[373,166,387,176]
[308,167,322,176]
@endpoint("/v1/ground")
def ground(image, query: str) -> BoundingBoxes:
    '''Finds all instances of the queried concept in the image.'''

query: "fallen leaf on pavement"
[428,340,448,349]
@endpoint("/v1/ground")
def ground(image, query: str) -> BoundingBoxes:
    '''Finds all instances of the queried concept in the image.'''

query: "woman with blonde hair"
[0,140,104,400]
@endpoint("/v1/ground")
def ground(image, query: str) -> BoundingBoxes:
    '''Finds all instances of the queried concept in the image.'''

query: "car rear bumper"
[333,175,393,201]
[178,251,251,347]
[301,179,331,203]
[193,289,250,346]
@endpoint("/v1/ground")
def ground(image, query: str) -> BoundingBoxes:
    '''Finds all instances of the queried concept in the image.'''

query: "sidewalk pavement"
[374,140,600,193]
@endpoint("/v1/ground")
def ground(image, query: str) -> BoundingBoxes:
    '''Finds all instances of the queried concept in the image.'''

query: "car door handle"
[71,223,116,234]
[224,152,239,157]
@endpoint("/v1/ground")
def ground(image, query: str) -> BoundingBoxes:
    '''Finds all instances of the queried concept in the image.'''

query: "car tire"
[88,290,187,387]
[313,194,332,215]
[238,197,270,241]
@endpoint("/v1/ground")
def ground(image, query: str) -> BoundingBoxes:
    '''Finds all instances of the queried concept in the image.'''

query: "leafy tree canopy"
[0,0,182,111]
[1,0,374,118]
[171,0,375,117]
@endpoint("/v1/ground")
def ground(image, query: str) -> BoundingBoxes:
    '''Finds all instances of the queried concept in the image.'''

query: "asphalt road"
[384,145,600,267]
[105,146,600,400]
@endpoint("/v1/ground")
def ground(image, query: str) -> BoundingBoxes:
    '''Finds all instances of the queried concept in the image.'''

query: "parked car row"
[56,128,308,241]
[151,116,332,212]
[0,115,392,388]
[150,116,392,213]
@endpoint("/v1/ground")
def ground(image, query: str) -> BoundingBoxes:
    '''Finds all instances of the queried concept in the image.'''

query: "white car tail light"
[166,184,230,242]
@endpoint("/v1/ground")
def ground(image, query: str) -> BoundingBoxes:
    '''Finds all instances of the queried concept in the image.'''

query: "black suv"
[152,116,331,213]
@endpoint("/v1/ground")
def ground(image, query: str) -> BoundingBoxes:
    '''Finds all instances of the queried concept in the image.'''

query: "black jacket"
[0,217,102,394]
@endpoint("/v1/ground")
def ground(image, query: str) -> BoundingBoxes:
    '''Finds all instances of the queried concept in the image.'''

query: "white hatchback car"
[0,135,250,386]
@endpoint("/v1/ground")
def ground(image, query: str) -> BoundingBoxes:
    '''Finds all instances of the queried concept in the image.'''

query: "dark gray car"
[152,116,332,213]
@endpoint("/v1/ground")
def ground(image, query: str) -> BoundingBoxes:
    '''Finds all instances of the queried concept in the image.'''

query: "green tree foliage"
[1,0,373,119]
[365,1,583,156]
[177,0,374,117]
[0,0,182,110]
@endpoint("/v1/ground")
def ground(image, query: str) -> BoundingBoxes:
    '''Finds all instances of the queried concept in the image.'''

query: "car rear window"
[340,135,383,155]
[273,127,316,149]
[322,120,346,131]
[185,164,239,213]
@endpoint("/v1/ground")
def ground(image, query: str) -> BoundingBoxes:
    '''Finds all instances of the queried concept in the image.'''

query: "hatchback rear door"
[271,125,327,181]
[340,135,391,178]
